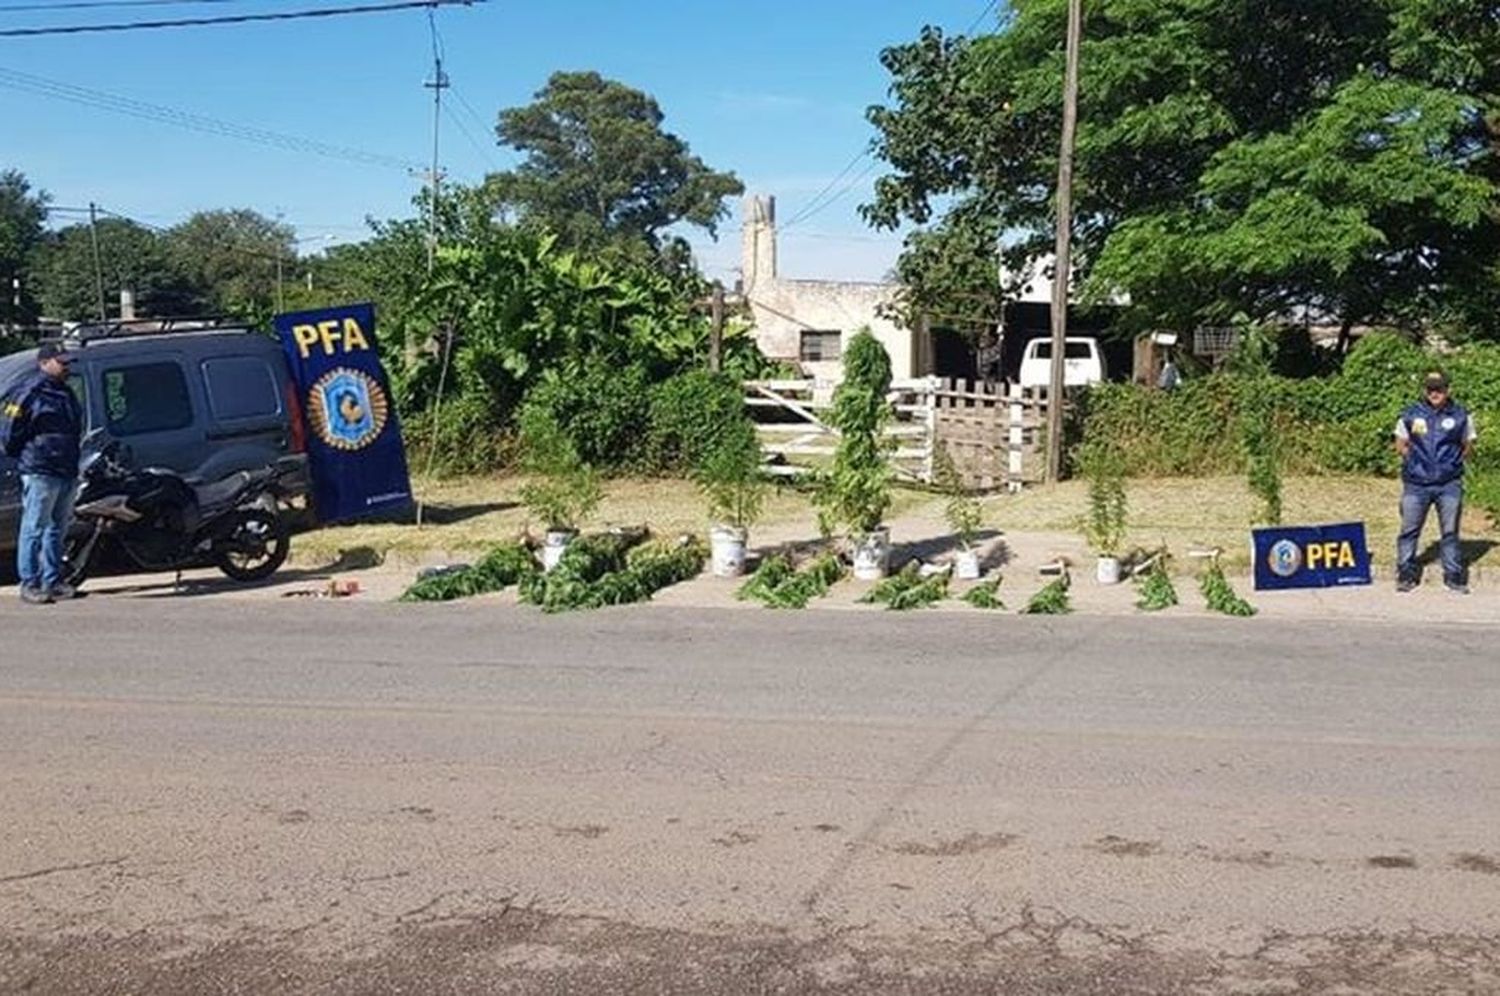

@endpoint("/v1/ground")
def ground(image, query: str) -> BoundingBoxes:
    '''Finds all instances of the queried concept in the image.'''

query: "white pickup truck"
[1017,336,1106,390]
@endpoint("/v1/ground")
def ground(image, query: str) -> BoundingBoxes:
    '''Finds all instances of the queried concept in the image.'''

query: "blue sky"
[2,0,996,282]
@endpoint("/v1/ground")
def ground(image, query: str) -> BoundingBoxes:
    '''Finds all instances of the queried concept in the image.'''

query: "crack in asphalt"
[799,623,1091,915]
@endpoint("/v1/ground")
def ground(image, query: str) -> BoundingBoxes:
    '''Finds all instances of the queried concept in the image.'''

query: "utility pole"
[709,282,725,373]
[88,202,107,322]
[423,15,449,274]
[1045,0,1083,485]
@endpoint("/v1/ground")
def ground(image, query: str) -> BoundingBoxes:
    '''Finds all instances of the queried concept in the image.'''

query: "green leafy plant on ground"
[934,443,982,550]
[1134,557,1179,611]
[1022,574,1072,615]
[860,562,949,610]
[816,329,894,537]
[693,417,768,530]
[518,531,705,612]
[399,542,537,602]
[1080,442,1128,556]
[738,552,845,609]
[517,406,603,532]
[1201,563,1256,616]
[963,576,1005,610]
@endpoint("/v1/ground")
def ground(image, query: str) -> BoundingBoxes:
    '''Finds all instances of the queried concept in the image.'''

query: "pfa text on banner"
[1251,522,1372,591]
[274,304,411,523]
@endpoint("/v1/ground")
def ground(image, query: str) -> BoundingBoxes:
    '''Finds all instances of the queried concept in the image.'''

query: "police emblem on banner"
[307,367,389,451]
[1267,538,1302,578]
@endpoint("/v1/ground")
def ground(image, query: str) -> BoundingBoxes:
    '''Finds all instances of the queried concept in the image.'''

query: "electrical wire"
[776,0,1002,239]
[0,65,426,173]
[0,0,480,37]
[0,0,252,11]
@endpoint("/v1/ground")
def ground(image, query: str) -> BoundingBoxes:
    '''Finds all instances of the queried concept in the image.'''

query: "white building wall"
[740,195,914,382]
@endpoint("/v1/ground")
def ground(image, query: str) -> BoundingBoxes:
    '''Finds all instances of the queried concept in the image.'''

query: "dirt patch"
[1091,835,1161,858]
[1366,854,1418,870]
[1453,853,1500,875]
[891,832,1017,857]
[552,824,610,840]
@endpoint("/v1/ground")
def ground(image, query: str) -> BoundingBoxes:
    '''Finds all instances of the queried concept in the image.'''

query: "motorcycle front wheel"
[214,509,290,583]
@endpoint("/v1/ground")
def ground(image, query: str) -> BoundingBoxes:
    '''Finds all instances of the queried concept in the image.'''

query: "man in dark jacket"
[1394,370,1476,594]
[1,343,85,604]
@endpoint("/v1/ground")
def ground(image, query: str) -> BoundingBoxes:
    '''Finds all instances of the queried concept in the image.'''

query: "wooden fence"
[743,377,1045,491]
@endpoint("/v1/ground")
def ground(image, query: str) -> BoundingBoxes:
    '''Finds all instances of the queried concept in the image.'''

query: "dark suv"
[0,321,309,555]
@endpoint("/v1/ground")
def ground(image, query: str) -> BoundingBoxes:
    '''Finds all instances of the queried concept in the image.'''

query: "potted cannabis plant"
[694,417,768,578]
[816,329,894,580]
[1081,441,1128,584]
[934,442,983,579]
[517,405,602,572]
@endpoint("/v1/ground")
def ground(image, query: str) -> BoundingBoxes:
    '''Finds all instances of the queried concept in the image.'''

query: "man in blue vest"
[1,343,85,604]
[1393,370,1476,594]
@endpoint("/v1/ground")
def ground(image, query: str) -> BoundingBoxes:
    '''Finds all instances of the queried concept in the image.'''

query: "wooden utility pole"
[709,282,725,372]
[1045,0,1083,484]
[88,202,107,322]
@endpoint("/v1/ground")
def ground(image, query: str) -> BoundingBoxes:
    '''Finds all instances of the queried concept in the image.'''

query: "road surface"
[1,598,1497,993]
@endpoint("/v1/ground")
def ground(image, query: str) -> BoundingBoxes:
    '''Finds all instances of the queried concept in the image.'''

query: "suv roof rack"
[59,315,256,346]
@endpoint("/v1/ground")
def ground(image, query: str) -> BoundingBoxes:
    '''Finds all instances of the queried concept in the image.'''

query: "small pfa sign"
[1251,522,1372,591]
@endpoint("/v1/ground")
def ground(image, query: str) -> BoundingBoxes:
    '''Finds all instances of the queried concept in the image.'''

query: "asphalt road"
[1,598,1497,994]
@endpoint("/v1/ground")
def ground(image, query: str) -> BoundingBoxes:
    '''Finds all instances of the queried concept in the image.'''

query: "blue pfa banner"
[1251,522,1373,591]
[274,303,412,523]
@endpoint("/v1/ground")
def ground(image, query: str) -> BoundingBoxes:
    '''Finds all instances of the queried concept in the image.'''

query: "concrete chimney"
[740,195,777,292]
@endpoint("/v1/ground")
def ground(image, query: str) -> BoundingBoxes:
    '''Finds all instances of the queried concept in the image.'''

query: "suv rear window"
[103,362,193,436]
[1030,341,1096,360]
[202,356,280,421]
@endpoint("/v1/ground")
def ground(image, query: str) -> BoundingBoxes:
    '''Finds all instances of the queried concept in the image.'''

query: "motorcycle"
[64,436,298,587]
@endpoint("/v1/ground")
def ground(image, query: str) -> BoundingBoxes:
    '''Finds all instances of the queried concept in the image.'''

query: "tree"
[34,218,200,321]
[488,71,744,261]
[164,209,295,319]
[0,169,49,332]
[864,1,1500,340]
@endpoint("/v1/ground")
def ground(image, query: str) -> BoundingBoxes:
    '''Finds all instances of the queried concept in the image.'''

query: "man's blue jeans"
[1396,479,1464,585]
[17,473,77,592]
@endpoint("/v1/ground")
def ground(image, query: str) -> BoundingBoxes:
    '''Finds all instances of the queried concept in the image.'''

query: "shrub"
[521,359,651,471]
[647,369,748,473]
[693,418,767,529]
[816,329,893,535]
[516,406,602,532]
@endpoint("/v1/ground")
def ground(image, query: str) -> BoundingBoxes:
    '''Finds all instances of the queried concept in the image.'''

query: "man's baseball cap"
[1424,371,1450,391]
[37,343,73,363]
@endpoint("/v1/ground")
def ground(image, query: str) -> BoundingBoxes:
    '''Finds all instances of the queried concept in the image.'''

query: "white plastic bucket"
[852,527,892,581]
[709,525,748,578]
[1096,555,1122,585]
[542,529,576,572]
[954,548,982,581]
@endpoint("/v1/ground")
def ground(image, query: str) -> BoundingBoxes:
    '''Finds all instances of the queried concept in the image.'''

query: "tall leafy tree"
[0,169,49,333]
[865,0,1500,340]
[34,218,200,321]
[488,71,744,262]
[164,208,295,318]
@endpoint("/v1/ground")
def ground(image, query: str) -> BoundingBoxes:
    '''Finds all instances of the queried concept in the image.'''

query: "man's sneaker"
[1445,581,1471,595]
[1395,577,1417,593]
[48,582,78,601]
[18,586,54,605]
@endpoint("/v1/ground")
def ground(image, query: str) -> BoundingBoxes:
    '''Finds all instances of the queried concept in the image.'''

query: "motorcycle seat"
[194,471,253,512]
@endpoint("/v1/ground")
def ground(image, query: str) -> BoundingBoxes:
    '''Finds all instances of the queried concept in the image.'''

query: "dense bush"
[519,359,652,471]
[1075,332,1500,517]
[645,370,748,473]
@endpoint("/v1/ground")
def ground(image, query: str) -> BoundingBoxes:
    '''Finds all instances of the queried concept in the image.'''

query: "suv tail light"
[284,381,308,454]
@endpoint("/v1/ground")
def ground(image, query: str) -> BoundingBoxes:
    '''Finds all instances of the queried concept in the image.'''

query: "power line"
[0,0,251,11]
[965,0,1000,35]
[0,65,426,173]
[0,0,480,37]
[779,146,873,231]
[780,156,880,231]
